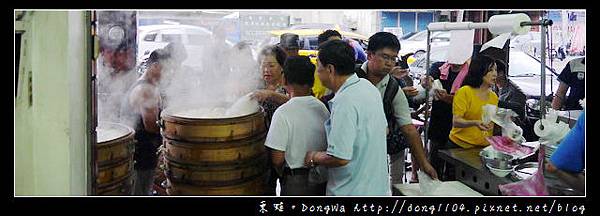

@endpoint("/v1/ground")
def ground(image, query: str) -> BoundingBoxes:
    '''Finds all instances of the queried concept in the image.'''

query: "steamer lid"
[96,122,132,143]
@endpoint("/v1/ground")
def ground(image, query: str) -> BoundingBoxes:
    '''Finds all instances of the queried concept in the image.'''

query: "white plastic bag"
[481,104,497,124]
[413,84,427,102]
[418,170,441,195]
[430,79,444,101]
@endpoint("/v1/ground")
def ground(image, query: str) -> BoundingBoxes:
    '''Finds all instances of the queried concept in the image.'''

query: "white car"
[137,24,234,67]
[409,46,559,99]
[510,32,565,59]
[399,30,450,57]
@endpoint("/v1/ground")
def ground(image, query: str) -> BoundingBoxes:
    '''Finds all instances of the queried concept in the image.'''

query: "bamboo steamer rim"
[96,121,135,145]
[164,132,266,147]
[165,172,267,196]
[96,174,133,194]
[97,156,134,170]
[165,152,268,169]
[160,107,264,124]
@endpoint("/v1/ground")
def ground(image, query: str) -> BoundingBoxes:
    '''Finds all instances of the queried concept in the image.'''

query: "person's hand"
[420,76,433,90]
[391,67,410,79]
[434,88,445,98]
[250,90,272,102]
[434,89,451,103]
[411,112,420,119]
[420,161,439,180]
[304,151,318,168]
[402,86,419,97]
[475,121,494,131]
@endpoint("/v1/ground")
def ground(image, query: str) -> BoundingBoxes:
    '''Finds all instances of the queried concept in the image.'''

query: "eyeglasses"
[376,52,399,63]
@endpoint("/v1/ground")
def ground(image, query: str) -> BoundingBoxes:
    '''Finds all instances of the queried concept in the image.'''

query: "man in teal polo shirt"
[304,40,390,196]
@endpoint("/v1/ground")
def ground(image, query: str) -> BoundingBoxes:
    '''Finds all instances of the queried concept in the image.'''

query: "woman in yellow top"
[449,55,499,149]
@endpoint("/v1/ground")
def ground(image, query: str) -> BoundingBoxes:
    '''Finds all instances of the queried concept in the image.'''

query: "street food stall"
[436,146,580,195]
[403,13,584,196]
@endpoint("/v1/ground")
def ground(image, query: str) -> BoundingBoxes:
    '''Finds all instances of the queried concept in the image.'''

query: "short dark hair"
[318,40,356,75]
[259,45,287,67]
[495,59,507,74]
[233,41,251,50]
[280,33,300,49]
[147,48,171,64]
[462,55,496,88]
[495,59,508,83]
[283,56,315,87]
[367,32,400,53]
[396,53,411,69]
[318,29,343,45]
[396,60,409,69]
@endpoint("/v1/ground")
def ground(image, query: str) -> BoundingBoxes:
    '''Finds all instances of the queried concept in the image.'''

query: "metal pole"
[521,19,553,120]
[540,22,547,119]
[88,10,97,196]
[549,21,555,97]
[423,29,432,149]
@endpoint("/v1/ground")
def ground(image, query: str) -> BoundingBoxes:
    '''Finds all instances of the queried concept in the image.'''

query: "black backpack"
[355,66,408,155]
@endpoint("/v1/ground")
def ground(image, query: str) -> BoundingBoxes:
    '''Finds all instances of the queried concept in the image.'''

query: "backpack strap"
[383,76,399,124]
[356,65,406,154]
[355,65,399,123]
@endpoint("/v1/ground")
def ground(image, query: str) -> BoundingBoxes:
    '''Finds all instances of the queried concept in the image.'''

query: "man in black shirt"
[552,57,585,110]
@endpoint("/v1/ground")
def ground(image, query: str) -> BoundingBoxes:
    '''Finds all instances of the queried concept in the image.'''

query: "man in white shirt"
[264,56,330,196]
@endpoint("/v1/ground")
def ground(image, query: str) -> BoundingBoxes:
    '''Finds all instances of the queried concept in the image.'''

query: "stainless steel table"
[438,148,512,195]
[438,148,583,196]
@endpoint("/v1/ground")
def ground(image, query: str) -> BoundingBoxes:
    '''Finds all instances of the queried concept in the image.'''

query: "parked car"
[408,47,559,100]
[259,28,369,59]
[137,24,234,68]
[510,31,566,60]
[288,23,355,32]
[399,31,418,40]
[399,30,450,57]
